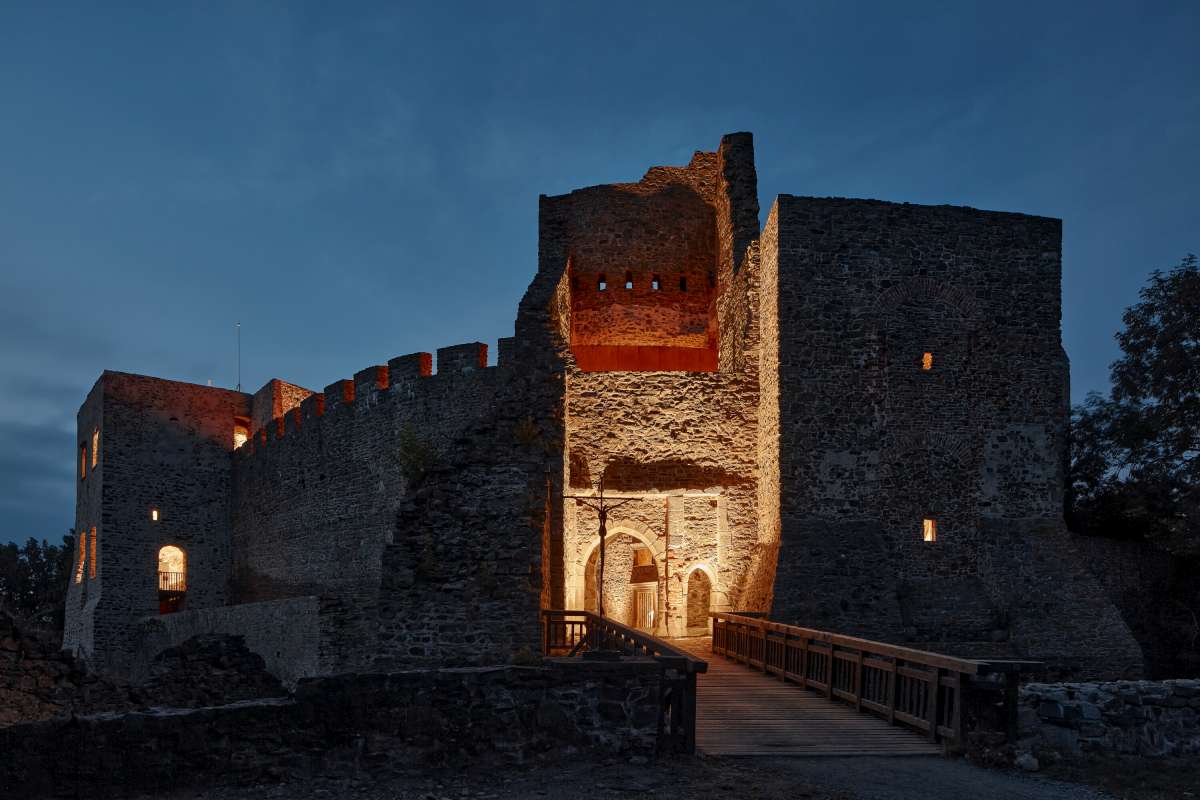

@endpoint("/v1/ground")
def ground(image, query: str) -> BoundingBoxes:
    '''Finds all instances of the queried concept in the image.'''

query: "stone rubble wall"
[1019,680,1200,757]
[130,596,321,688]
[0,659,661,798]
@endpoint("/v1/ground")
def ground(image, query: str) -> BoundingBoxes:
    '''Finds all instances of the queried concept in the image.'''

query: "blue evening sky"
[1,1,1196,545]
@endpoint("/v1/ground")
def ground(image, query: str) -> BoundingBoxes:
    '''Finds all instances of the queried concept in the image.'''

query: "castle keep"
[63,133,1143,682]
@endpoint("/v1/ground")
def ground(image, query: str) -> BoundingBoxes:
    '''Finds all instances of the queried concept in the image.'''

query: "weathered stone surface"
[1019,680,1200,757]
[0,658,661,798]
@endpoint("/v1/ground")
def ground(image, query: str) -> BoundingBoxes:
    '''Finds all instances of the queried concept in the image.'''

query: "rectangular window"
[80,445,87,480]
[922,352,933,371]
[923,518,937,542]
[150,507,160,522]
[88,527,97,579]
[91,428,99,468]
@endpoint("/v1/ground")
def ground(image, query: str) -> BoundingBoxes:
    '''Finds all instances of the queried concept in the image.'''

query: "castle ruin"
[63,133,1144,682]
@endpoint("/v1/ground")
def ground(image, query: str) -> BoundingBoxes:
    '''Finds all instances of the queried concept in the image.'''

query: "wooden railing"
[711,612,1038,747]
[541,610,707,754]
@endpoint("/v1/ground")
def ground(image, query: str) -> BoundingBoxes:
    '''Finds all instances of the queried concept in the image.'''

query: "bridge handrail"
[710,612,1041,746]
[540,609,706,753]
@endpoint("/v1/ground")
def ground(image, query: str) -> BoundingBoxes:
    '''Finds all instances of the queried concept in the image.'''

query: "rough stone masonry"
[62,132,1143,683]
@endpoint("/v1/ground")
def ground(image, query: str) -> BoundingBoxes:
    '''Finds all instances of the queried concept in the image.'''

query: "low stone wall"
[1019,680,1200,758]
[131,596,320,687]
[1,658,661,798]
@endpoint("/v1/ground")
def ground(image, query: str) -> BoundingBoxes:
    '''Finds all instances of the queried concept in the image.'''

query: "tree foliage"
[1069,255,1199,554]
[0,532,76,628]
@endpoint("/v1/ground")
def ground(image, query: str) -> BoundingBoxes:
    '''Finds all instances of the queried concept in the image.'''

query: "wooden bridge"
[542,610,1035,756]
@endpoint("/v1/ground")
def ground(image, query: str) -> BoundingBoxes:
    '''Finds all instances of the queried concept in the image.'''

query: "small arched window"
[158,545,187,614]
[233,418,250,450]
[624,271,634,290]
[679,276,687,292]
[598,274,607,291]
[651,275,661,291]
[79,444,87,480]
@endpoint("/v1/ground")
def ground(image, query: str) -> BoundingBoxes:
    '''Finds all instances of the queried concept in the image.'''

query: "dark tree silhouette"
[0,531,76,629]
[1069,254,1199,556]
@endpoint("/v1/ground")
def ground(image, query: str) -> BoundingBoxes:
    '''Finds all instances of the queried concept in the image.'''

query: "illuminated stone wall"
[548,133,775,634]
[63,372,251,674]
[765,196,1143,678]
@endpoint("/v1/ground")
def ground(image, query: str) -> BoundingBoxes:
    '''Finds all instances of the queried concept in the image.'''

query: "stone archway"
[579,525,662,630]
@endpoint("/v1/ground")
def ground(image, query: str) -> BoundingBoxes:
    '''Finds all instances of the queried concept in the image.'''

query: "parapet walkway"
[672,637,942,757]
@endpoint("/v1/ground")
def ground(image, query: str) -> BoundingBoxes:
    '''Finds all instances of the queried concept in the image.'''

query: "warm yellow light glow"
[158,545,186,591]
[150,508,159,522]
[91,429,99,468]
[922,352,933,371]
[923,518,937,542]
[88,527,96,579]
[80,446,87,480]
[74,536,86,584]
[233,424,249,449]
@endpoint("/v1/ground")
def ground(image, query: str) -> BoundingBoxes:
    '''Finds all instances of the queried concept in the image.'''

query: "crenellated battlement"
[234,340,518,459]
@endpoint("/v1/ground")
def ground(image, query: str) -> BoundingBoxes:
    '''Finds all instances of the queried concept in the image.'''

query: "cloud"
[0,419,75,544]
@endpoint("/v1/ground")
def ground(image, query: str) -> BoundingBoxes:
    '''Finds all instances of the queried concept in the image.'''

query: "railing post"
[685,668,698,754]
[854,650,864,711]
[929,667,943,742]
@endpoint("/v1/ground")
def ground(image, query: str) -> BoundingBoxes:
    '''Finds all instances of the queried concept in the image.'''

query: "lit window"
[233,419,250,449]
[88,527,97,579]
[651,275,661,291]
[922,352,933,371]
[150,507,160,522]
[598,274,607,291]
[75,535,86,584]
[923,518,937,542]
[679,276,687,292]
[80,445,87,480]
[91,429,99,468]
[158,545,187,614]
[624,271,634,290]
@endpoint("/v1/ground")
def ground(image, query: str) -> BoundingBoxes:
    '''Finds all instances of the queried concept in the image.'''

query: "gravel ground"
[151,754,1117,800]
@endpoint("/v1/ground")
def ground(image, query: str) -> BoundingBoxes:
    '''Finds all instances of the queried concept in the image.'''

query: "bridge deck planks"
[672,637,942,757]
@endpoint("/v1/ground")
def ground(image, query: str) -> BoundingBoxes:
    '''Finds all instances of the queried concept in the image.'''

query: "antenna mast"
[236,322,242,392]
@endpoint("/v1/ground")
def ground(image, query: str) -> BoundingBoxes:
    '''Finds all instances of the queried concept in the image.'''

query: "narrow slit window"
[75,535,86,584]
[150,507,160,522]
[88,527,97,579]
[598,274,607,291]
[922,352,934,371]
[679,276,687,292]
[923,518,937,542]
[80,445,87,480]
[651,274,661,291]
[624,271,634,290]
[91,429,99,468]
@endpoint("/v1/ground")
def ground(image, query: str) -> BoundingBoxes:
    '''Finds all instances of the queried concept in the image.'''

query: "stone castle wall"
[1019,680,1200,758]
[766,195,1142,677]
[543,134,773,634]
[1,659,661,798]
[64,372,251,674]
